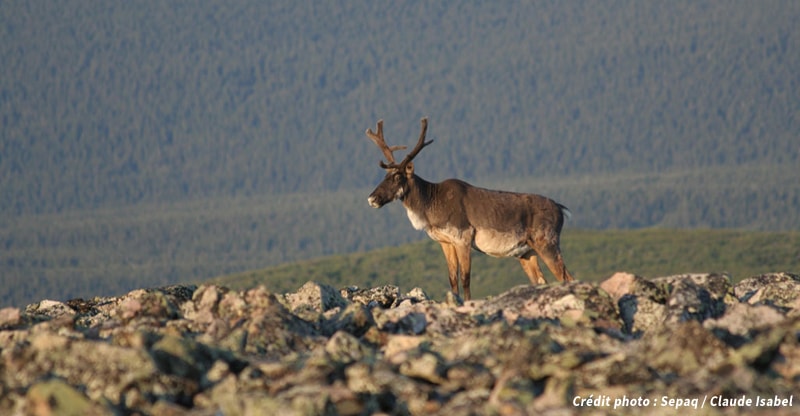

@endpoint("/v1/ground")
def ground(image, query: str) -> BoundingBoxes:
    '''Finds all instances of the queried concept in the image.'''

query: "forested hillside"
[2,2,797,214]
[1,1,799,306]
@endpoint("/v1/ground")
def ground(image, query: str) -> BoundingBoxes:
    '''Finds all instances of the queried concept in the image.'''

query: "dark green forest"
[1,2,799,307]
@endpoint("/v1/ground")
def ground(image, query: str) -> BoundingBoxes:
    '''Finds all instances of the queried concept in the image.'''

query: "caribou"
[366,117,574,300]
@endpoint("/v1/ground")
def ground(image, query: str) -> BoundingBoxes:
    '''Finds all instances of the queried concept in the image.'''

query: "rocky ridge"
[1,272,799,415]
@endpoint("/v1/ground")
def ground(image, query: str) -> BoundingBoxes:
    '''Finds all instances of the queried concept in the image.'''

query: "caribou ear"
[405,162,414,177]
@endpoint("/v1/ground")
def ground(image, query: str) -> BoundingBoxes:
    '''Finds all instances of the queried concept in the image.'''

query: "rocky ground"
[1,272,799,415]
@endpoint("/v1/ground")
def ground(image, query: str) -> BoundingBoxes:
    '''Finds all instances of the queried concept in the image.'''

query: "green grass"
[207,228,800,299]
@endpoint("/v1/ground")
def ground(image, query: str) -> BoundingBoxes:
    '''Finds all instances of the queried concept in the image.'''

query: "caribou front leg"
[439,242,473,300]
[454,243,473,300]
[439,242,460,296]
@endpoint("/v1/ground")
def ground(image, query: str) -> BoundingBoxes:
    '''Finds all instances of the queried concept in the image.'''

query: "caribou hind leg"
[519,254,547,285]
[524,227,575,283]
[538,244,574,282]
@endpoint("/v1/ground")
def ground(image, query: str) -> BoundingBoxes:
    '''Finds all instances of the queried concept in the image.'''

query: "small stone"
[205,360,231,383]
[25,379,108,416]
[599,272,640,301]
[325,331,370,364]
[25,299,76,320]
[321,302,375,337]
[0,307,22,328]
[283,281,348,313]
[399,351,446,384]
[342,285,400,308]
[383,335,425,364]
[404,287,430,303]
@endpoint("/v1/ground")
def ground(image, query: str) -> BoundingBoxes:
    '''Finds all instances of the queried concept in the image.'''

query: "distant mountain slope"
[2,2,799,308]
[2,1,798,215]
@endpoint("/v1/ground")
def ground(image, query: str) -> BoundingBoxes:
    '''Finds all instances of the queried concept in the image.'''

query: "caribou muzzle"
[367,195,383,208]
[367,185,396,208]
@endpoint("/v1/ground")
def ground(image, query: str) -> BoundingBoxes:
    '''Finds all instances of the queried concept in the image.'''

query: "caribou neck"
[400,174,439,230]
[401,174,434,205]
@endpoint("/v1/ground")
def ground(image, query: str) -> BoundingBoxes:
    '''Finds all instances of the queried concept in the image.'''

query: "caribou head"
[366,118,433,208]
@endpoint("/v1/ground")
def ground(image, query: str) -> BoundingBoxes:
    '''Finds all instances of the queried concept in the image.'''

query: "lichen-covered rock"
[601,272,669,333]
[341,285,400,308]
[734,272,800,308]
[601,272,735,334]
[617,294,667,333]
[281,281,348,315]
[403,287,431,304]
[662,277,727,324]
[475,282,621,328]
[24,299,77,321]
[651,272,734,302]
[321,301,376,337]
[398,349,447,384]
[643,319,732,374]
[704,302,786,337]
[1,273,798,415]
[600,271,669,304]
[324,330,372,364]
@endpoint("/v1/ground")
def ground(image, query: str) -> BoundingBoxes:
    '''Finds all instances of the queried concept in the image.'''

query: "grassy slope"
[208,228,800,300]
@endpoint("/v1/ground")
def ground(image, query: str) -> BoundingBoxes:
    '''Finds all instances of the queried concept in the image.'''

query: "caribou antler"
[366,120,407,167]
[394,117,433,169]
[367,118,434,169]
